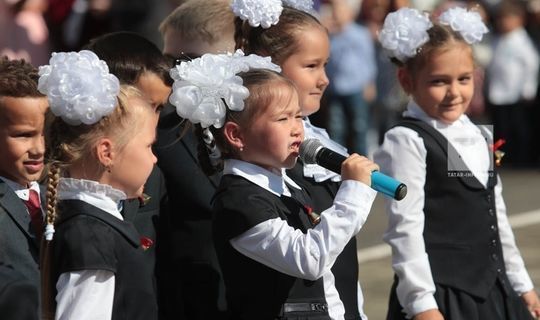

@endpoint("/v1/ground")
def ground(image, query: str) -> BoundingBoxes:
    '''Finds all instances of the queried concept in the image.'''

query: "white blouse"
[225,159,376,320]
[373,101,534,318]
[55,178,126,320]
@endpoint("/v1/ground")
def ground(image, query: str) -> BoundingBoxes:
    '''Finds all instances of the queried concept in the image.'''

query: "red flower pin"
[140,236,154,251]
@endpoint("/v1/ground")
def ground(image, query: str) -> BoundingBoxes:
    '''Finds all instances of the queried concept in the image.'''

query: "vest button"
[488,208,495,216]
[491,253,499,261]
[497,268,502,273]
[491,239,497,246]
[490,225,497,232]
[486,195,492,203]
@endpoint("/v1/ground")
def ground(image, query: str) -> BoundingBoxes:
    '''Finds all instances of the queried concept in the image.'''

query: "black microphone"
[299,139,407,201]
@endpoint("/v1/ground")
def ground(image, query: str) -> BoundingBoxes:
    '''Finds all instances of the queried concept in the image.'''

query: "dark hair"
[84,32,173,87]
[0,56,43,99]
[235,6,325,65]
[394,23,472,73]
[196,69,297,175]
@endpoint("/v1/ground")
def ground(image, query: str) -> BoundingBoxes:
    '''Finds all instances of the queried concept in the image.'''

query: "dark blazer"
[0,179,41,288]
[0,263,39,320]
[154,107,227,320]
[122,166,168,318]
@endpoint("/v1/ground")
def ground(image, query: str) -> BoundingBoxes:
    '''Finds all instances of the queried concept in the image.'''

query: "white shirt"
[224,159,377,320]
[302,118,348,183]
[373,101,535,318]
[302,118,369,319]
[487,27,539,105]
[55,178,127,320]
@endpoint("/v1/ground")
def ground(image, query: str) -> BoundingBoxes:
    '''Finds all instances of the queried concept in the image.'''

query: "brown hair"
[159,0,235,45]
[393,23,473,74]
[0,56,44,109]
[196,69,297,175]
[235,6,326,65]
[40,85,152,319]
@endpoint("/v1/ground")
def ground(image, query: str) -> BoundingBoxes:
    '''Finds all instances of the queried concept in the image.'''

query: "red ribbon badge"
[140,236,154,251]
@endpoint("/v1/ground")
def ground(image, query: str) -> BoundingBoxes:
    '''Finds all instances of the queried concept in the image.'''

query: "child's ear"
[95,138,115,168]
[397,68,413,94]
[223,121,245,152]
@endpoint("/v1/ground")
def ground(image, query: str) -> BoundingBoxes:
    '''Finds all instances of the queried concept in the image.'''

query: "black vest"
[287,162,361,319]
[213,175,330,320]
[398,119,508,299]
[53,200,158,320]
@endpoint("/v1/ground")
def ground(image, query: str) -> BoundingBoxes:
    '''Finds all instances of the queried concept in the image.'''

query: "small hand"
[340,154,379,186]
[522,290,540,319]
[413,309,444,320]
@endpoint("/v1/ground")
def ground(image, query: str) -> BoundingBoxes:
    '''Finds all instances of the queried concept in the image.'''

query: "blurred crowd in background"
[2,0,540,167]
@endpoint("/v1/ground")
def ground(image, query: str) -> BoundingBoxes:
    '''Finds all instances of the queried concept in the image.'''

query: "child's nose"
[318,71,329,88]
[31,136,45,157]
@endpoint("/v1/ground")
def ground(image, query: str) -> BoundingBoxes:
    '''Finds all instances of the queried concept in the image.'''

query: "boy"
[156,1,235,319]
[0,56,48,316]
[159,0,235,59]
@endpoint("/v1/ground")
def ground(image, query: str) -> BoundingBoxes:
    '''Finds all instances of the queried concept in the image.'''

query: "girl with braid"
[39,50,158,320]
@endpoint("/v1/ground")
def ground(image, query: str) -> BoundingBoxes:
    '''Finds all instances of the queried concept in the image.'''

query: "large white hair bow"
[439,7,488,44]
[169,50,281,129]
[231,0,314,28]
[38,50,120,125]
[378,7,433,63]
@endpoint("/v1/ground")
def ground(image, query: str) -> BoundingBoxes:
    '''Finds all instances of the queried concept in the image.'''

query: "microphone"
[299,139,407,201]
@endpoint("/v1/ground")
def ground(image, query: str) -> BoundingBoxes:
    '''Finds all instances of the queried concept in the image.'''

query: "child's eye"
[459,76,472,83]
[430,79,445,85]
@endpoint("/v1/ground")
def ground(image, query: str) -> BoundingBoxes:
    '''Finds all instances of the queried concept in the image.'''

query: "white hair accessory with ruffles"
[231,0,283,28]
[231,0,314,28]
[38,50,120,125]
[378,7,433,63]
[282,0,315,14]
[438,7,488,44]
[169,49,281,129]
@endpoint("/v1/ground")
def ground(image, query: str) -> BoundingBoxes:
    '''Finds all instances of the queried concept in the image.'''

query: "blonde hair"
[159,0,235,45]
[40,85,152,319]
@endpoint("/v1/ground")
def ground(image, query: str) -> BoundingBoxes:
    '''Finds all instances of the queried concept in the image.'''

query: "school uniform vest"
[288,162,361,319]
[53,200,157,320]
[399,118,509,299]
[213,175,330,320]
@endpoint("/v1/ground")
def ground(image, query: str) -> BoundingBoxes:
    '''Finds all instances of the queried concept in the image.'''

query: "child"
[83,31,172,318]
[0,56,47,319]
[159,0,235,60]
[0,262,39,320]
[157,1,236,318]
[486,0,539,166]
[39,50,159,320]
[374,7,540,320]
[232,1,370,318]
[168,50,378,320]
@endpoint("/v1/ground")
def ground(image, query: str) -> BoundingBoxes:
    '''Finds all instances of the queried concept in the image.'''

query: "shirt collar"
[57,178,126,220]
[0,177,40,201]
[223,159,302,197]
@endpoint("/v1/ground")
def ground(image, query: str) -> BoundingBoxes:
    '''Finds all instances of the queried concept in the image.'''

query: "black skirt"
[386,277,534,320]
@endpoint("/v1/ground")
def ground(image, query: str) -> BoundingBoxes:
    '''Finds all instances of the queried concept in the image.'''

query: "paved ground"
[356,168,540,319]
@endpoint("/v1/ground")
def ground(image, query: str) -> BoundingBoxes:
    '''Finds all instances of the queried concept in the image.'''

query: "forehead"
[419,44,474,74]
[265,84,299,114]
[0,96,48,124]
[290,26,329,59]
